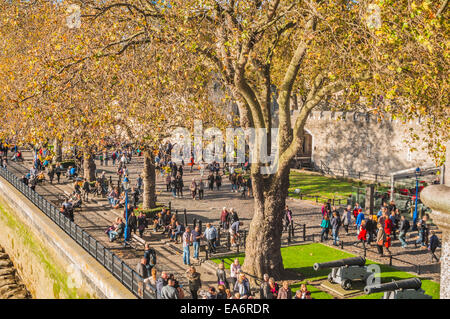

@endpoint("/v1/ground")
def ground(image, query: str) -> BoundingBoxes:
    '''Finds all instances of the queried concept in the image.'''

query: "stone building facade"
[296,110,436,176]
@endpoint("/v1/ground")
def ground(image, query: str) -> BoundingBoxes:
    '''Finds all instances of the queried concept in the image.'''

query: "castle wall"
[301,111,435,176]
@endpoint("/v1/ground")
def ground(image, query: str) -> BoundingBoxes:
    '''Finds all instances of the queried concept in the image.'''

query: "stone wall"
[0,245,30,298]
[0,176,135,299]
[301,111,435,175]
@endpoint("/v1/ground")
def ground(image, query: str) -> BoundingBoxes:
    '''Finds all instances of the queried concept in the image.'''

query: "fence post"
[184,209,188,226]
[217,228,221,246]
[375,174,378,183]
[312,234,315,242]
[389,255,392,266]
[227,232,231,250]
[169,201,171,211]
[199,220,203,232]
[193,218,197,229]
[363,246,366,258]
[288,225,291,243]
[315,196,318,203]
[291,222,294,238]
[205,248,209,260]
[340,240,344,249]
[358,172,361,179]
[121,261,124,283]
[303,224,306,241]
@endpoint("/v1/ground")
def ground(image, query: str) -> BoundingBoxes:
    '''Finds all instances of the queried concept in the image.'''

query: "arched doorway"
[291,130,313,169]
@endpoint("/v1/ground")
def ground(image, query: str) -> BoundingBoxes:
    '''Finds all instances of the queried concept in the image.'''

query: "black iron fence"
[318,161,390,184]
[0,167,155,299]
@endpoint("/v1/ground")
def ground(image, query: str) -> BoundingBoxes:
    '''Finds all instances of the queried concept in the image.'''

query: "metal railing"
[318,161,390,183]
[0,167,156,299]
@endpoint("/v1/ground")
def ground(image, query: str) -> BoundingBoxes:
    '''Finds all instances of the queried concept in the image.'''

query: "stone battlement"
[304,110,423,125]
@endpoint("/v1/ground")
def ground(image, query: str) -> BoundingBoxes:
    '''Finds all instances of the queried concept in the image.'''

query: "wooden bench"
[129,233,146,250]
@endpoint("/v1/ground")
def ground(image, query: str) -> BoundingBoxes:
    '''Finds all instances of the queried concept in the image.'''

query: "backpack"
[404,219,410,232]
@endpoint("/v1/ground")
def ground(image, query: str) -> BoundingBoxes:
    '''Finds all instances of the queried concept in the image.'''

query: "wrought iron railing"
[0,167,156,299]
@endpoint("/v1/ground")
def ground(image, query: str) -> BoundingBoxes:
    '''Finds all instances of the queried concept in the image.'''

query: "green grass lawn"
[211,243,440,299]
[288,171,361,202]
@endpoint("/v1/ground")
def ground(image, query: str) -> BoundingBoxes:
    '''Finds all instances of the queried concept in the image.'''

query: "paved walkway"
[4,149,441,299]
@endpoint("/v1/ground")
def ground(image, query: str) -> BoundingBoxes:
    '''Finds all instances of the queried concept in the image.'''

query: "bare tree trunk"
[242,170,290,283]
[83,152,96,182]
[143,151,156,209]
[54,138,62,163]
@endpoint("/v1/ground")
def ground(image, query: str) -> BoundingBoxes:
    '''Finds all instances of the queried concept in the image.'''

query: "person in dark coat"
[128,211,137,234]
[428,231,440,262]
[137,211,148,237]
[216,262,229,289]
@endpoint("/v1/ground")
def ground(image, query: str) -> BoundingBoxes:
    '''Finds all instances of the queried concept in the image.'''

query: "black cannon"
[313,257,366,271]
[364,278,432,299]
[313,257,371,290]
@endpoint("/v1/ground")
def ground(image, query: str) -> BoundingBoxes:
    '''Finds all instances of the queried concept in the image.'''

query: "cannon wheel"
[341,279,352,290]
[328,273,334,283]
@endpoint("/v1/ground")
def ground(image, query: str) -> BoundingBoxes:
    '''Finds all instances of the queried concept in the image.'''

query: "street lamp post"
[413,167,420,230]
[122,175,130,246]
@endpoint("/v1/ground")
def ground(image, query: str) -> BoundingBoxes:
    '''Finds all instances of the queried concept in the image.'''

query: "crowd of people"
[136,254,313,299]
[2,140,443,300]
[319,199,441,262]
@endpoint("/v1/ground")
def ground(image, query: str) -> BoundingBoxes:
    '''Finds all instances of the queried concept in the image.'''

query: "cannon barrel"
[364,278,422,295]
[313,257,366,271]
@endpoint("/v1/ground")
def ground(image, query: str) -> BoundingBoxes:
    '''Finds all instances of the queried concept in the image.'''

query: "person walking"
[128,211,137,235]
[428,231,440,262]
[204,223,217,254]
[198,179,205,200]
[175,174,184,198]
[415,220,427,248]
[357,220,367,249]
[355,209,365,235]
[341,206,353,234]
[137,211,148,238]
[398,215,410,248]
[190,179,197,200]
[207,172,215,191]
[330,211,341,246]
[284,206,293,231]
[186,266,202,299]
[376,223,386,256]
[82,179,91,202]
[220,207,229,230]
[215,173,222,191]
[320,215,330,242]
